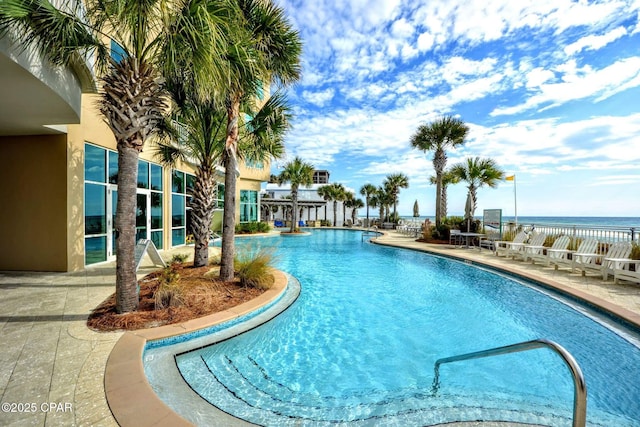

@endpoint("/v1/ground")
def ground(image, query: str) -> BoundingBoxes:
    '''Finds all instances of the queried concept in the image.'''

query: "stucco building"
[0,33,268,272]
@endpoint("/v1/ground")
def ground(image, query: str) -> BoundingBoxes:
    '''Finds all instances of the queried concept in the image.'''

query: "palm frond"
[0,0,106,67]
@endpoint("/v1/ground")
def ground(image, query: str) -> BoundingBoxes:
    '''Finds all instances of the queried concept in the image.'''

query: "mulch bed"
[87,265,265,332]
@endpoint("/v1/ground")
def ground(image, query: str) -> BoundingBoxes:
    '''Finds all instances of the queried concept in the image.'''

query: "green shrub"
[170,253,188,265]
[235,247,277,289]
[154,264,184,310]
[631,242,640,260]
[235,221,271,234]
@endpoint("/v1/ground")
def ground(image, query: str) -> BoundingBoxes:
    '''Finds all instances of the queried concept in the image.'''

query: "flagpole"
[513,175,518,228]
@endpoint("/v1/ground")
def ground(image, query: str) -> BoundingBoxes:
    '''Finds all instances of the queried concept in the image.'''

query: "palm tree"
[343,191,355,225]
[359,183,378,228]
[317,184,331,223]
[0,0,231,313]
[157,88,289,267]
[429,169,461,219]
[346,197,364,225]
[219,0,302,281]
[449,157,505,220]
[376,185,393,223]
[318,183,346,227]
[277,157,314,233]
[410,116,469,228]
[383,173,409,223]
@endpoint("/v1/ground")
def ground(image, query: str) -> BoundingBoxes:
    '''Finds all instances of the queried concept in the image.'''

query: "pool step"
[186,352,580,427]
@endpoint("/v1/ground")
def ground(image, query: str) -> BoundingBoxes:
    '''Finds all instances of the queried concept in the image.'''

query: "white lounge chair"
[612,259,640,285]
[512,232,547,261]
[550,238,599,271]
[494,231,527,257]
[528,235,571,266]
[573,241,632,278]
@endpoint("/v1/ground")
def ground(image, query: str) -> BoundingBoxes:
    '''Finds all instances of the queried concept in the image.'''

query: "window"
[240,190,258,222]
[84,144,107,264]
[171,170,194,246]
[137,160,149,189]
[245,159,264,169]
[110,40,126,63]
[150,164,163,248]
[216,184,225,209]
[84,143,164,262]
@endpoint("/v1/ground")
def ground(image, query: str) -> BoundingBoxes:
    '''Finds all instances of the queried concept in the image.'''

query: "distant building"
[313,170,329,184]
[262,171,357,226]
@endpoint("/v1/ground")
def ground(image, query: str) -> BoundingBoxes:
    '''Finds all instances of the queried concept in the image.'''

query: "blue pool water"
[144,230,640,426]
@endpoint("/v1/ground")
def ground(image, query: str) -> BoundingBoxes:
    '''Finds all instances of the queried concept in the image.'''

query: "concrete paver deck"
[0,230,639,426]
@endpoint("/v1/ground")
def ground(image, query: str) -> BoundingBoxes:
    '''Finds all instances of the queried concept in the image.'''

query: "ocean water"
[395,216,640,229]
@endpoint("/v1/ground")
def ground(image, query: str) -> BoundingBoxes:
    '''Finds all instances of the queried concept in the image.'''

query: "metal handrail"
[432,339,587,427]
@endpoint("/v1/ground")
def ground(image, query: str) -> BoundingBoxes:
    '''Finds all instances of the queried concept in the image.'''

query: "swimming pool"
[144,229,640,426]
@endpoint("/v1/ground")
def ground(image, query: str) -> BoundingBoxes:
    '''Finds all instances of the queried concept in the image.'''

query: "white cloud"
[302,88,336,107]
[564,26,628,56]
[492,57,640,116]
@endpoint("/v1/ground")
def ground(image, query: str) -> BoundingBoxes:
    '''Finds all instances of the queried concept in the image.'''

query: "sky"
[269,0,640,219]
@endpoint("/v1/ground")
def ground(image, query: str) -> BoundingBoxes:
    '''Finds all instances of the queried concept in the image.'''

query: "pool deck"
[1,229,639,426]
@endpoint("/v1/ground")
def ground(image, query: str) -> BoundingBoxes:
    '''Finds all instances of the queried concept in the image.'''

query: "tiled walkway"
[0,230,639,426]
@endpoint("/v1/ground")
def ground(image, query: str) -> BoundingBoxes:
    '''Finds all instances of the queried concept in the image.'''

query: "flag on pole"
[505,175,515,181]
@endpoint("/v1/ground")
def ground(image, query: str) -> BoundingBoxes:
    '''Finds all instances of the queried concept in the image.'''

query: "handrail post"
[431,339,587,427]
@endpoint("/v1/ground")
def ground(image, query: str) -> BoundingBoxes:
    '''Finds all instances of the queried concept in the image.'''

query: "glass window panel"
[172,194,185,227]
[172,228,185,246]
[151,193,163,229]
[186,174,196,195]
[138,160,149,189]
[172,170,184,193]
[85,236,107,265]
[108,151,118,184]
[216,184,225,209]
[151,231,163,250]
[85,144,106,183]
[136,193,147,241]
[85,183,106,235]
[111,40,126,63]
[151,164,162,191]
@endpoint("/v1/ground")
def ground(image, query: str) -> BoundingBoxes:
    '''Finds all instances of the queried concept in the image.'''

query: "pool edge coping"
[104,269,289,427]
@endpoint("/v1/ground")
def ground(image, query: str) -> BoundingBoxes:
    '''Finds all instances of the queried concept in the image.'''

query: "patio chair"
[494,231,527,257]
[573,241,632,278]
[510,232,547,260]
[449,229,462,246]
[528,235,571,266]
[612,259,640,285]
[550,238,599,271]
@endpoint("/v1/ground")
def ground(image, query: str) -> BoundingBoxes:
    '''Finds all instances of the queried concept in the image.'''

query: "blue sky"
[270,0,640,218]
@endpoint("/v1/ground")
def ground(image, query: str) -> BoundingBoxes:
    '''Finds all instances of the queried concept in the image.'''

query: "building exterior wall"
[0,135,69,271]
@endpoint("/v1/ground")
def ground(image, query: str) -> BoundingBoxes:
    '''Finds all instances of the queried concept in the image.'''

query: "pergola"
[260,199,328,222]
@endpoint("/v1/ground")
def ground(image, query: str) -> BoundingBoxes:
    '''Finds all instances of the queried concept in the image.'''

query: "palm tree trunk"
[342,203,346,225]
[191,165,217,267]
[433,148,447,227]
[290,187,298,233]
[220,96,240,281]
[442,184,449,218]
[115,145,140,313]
[366,202,370,227]
[333,201,338,226]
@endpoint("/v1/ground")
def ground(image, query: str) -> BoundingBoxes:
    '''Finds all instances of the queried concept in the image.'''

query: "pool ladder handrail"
[431,338,586,427]
[361,227,380,241]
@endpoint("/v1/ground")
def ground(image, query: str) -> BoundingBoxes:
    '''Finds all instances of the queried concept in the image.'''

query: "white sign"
[134,239,166,271]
